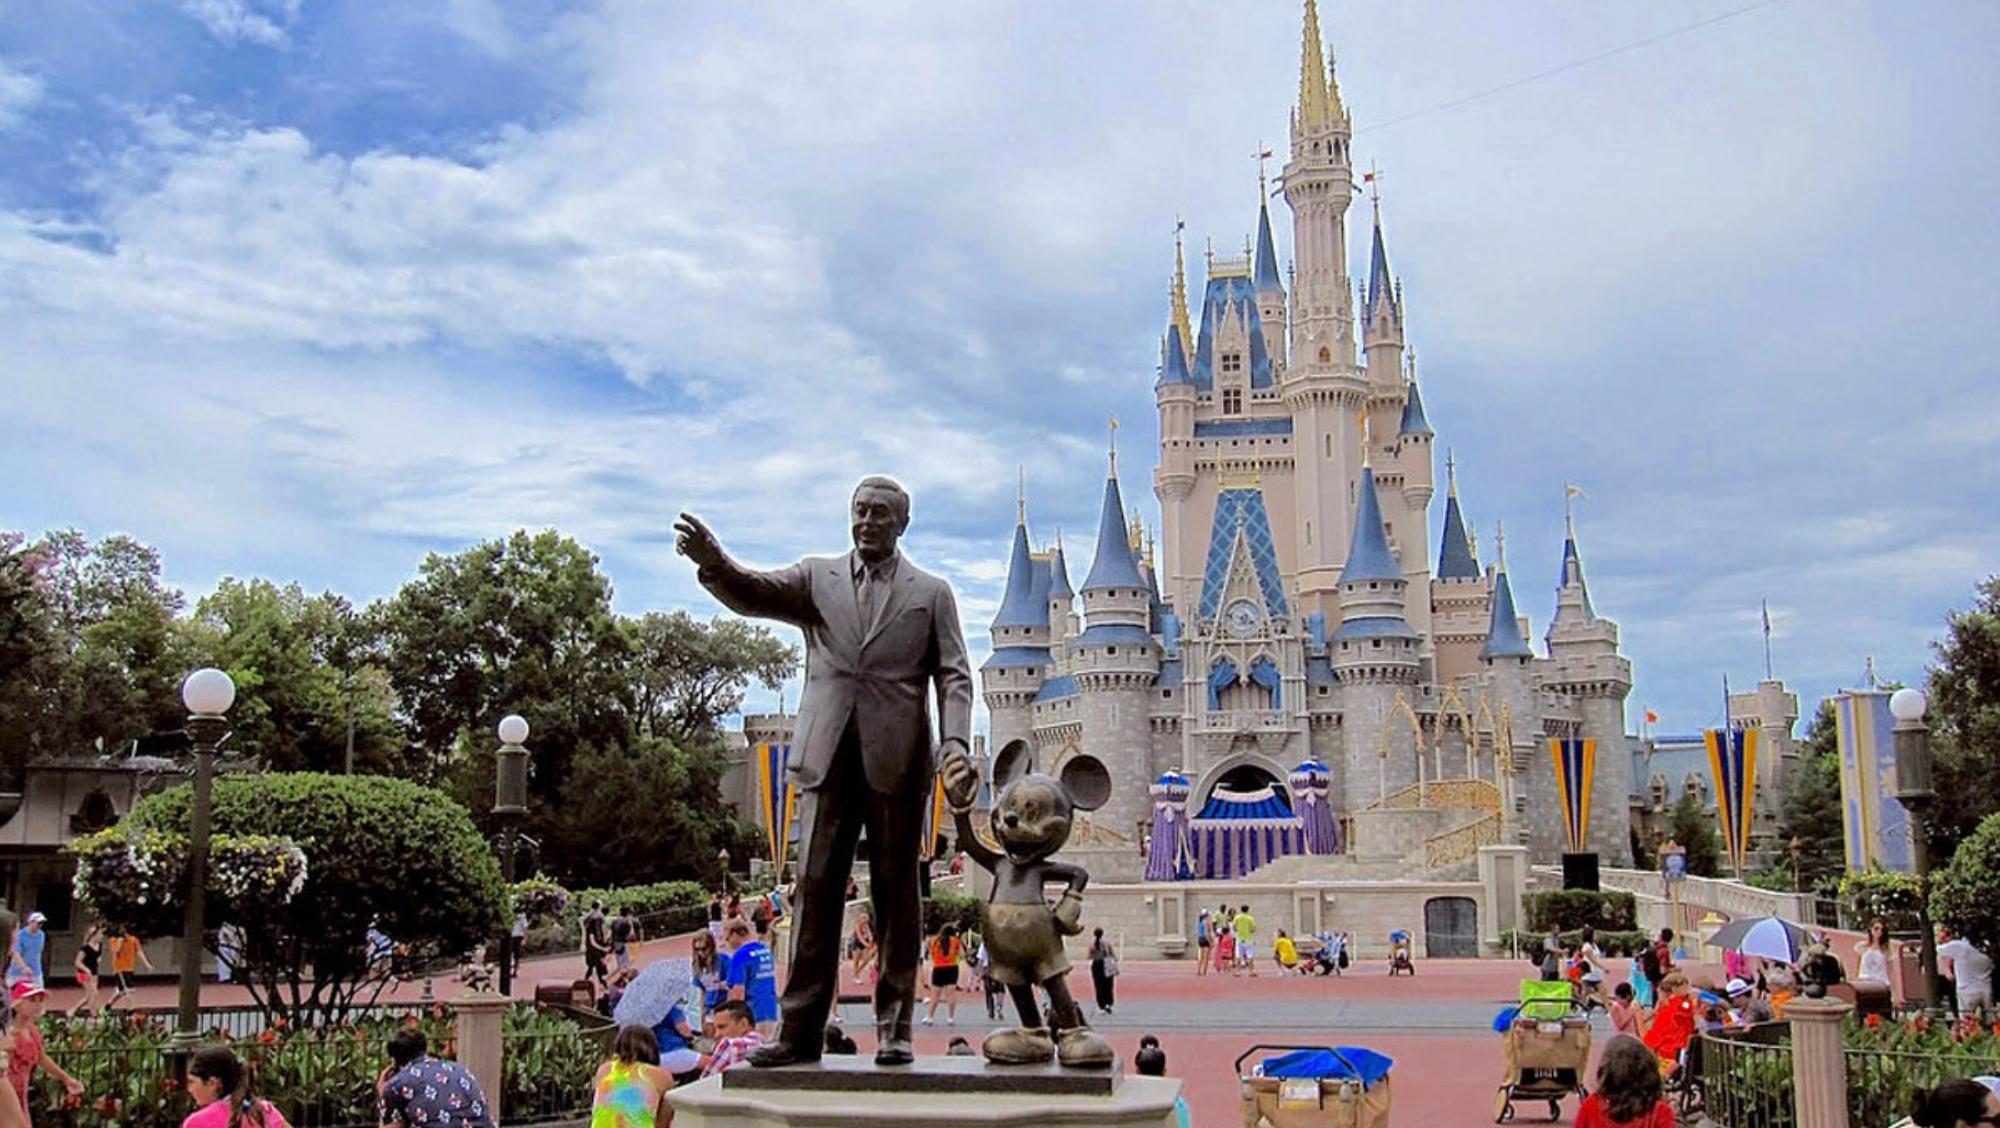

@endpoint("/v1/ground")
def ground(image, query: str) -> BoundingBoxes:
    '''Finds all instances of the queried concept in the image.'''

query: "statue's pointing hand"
[674,512,725,570]
[941,746,978,813]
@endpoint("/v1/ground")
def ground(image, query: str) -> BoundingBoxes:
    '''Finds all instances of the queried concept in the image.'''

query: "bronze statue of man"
[675,477,973,1067]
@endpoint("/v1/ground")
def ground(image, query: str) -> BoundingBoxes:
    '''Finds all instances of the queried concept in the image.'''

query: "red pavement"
[44,935,1681,1127]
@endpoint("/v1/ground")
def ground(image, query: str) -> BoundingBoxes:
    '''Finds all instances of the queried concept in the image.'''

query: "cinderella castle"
[979,0,1635,883]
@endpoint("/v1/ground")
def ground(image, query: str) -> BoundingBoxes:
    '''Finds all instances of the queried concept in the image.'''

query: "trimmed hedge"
[1523,890,1637,933]
[1500,928,1649,958]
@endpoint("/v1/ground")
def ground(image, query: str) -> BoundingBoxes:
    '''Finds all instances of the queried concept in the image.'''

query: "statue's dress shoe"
[1056,1027,1114,1068]
[747,1042,820,1068]
[982,1026,1056,1064]
[875,1038,915,1066]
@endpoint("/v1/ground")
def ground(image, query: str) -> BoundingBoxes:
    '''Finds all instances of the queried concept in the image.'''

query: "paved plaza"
[43,931,1689,1127]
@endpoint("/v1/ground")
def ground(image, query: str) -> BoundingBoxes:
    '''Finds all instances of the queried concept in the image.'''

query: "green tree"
[1773,699,1844,892]
[1930,809,2000,957]
[0,534,59,785]
[119,773,505,1026]
[378,530,634,800]
[15,530,194,760]
[184,579,402,774]
[1668,791,1722,877]
[1926,576,2000,858]
[544,736,741,888]
[626,611,797,746]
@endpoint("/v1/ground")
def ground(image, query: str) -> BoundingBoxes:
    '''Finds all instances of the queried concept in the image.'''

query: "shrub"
[1842,869,1924,934]
[1931,812,2000,955]
[510,876,570,927]
[923,891,981,937]
[1523,890,1637,933]
[115,773,506,1027]
[1498,928,1648,959]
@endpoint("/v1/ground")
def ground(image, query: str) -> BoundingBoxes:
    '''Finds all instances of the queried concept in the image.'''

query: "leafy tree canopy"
[1926,576,2000,857]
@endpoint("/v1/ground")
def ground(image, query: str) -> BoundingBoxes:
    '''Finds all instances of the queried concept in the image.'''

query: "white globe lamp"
[181,668,236,716]
[1890,688,1928,723]
[497,714,530,745]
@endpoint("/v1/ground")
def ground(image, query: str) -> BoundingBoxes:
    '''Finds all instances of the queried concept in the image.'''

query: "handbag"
[1103,955,1120,977]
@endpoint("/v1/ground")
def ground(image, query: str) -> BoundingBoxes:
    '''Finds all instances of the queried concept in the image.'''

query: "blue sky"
[3,0,1996,738]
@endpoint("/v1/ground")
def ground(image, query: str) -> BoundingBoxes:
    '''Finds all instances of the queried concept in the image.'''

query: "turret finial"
[1171,217,1194,358]
[1446,449,1458,497]
[1357,408,1372,467]
[1108,413,1120,477]
[1495,520,1508,572]
[1017,466,1027,526]
[1564,483,1585,539]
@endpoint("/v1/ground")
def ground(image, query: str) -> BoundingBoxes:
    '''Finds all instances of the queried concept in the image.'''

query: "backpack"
[1640,942,1662,982]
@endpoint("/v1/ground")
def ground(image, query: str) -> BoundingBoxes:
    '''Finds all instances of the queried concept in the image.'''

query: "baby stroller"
[1387,930,1414,976]
[1492,980,1590,1122]
[1309,933,1346,977]
[1237,1044,1393,1128]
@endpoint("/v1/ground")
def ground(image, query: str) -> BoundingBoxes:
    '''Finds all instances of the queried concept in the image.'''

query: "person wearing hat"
[7,916,45,988]
[1726,978,1774,1026]
[7,981,84,1113]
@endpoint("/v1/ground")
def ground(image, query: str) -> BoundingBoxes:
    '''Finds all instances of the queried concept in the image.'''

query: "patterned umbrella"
[612,957,695,1028]
[1707,916,1811,964]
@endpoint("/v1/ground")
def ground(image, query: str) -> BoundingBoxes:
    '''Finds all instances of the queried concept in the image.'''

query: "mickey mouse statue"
[940,738,1115,1068]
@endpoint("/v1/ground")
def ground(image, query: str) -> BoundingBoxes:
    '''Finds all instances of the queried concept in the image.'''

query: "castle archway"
[1189,753,1291,819]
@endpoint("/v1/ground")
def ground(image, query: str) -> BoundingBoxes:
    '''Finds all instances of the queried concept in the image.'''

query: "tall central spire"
[1297,0,1339,131]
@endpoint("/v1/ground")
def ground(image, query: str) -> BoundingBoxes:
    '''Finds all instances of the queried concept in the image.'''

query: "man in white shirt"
[1937,924,1993,1016]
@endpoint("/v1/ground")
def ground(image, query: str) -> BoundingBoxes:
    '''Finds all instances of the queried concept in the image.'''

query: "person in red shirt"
[8,983,84,1119]
[1575,1034,1677,1128]
[1642,972,1698,1069]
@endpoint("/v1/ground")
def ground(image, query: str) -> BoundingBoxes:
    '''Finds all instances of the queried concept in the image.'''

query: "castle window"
[1221,352,1243,374]
[1325,435,1333,458]
[1222,389,1243,415]
[1108,647,1118,655]
[1318,347,1332,363]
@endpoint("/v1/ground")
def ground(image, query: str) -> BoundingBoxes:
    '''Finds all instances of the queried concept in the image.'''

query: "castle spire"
[1398,369,1433,436]
[1048,530,1072,599]
[1254,185,1283,295]
[1171,219,1194,359]
[1338,464,1400,586]
[1365,178,1399,327]
[1481,521,1533,660]
[1296,0,1339,131]
[1081,452,1145,593]
[1553,485,1595,621]
[990,513,1043,630]
[1436,450,1479,580]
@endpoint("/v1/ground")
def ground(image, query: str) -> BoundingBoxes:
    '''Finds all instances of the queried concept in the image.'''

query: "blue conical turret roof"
[1366,205,1398,324]
[1156,327,1192,387]
[1081,474,1146,592]
[1254,197,1283,294]
[1556,535,1595,619]
[991,520,1044,629]
[1437,490,1479,580]
[1399,378,1433,436]
[1480,567,1534,660]
[1339,466,1402,584]
[1048,539,1072,599]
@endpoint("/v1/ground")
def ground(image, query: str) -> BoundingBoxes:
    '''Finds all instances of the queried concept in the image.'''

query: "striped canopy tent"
[1188,782,1306,879]
[1288,759,1340,855]
[1144,771,1196,881]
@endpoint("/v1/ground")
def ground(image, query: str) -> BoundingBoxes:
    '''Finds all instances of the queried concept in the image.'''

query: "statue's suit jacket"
[697,549,974,796]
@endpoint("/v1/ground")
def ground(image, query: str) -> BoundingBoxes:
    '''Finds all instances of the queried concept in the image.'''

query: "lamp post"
[173,668,235,1056]
[493,715,530,997]
[1889,687,1944,1015]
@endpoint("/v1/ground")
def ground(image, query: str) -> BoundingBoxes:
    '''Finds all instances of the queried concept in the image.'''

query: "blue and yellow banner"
[756,743,796,871]
[1834,692,1911,874]
[1548,737,1595,854]
[1704,727,1759,875]
[920,773,950,861]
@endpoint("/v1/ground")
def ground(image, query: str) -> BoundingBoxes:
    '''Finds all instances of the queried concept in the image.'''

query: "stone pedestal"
[1787,996,1852,1128]
[669,1058,1180,1128]
[453,991,509,1119]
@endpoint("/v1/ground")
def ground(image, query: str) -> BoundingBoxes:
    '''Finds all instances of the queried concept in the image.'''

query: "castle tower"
[1047,534,1076,652]
[1075,453,1162,841]
[1431,454,1493,683]
[981,491,1051,757]
[1253,175,1288,372]
[1539,506,1635,860]
[1478,526,1544,850]
[1154,231,1199,599]
[1361,193,1407,456]
[1280,0,1369,621]
[1396,368,1436,670]
[1329,434,1421,810]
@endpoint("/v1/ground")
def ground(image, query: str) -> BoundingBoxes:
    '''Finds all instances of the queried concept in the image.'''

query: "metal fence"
[500,1017,613,1124]
[1696,1027,1796,1128]
[121,1000,436,1041]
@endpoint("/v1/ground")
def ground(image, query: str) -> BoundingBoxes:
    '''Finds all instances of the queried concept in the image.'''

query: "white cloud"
[176,0,302,47]
[0,58,42,129]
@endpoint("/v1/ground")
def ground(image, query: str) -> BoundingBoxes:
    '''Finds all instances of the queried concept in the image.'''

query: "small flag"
[1645,709,1659,725]
[1762,599,1772,637]
[1259,148,1273,160]
[1361,171,1376,182]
